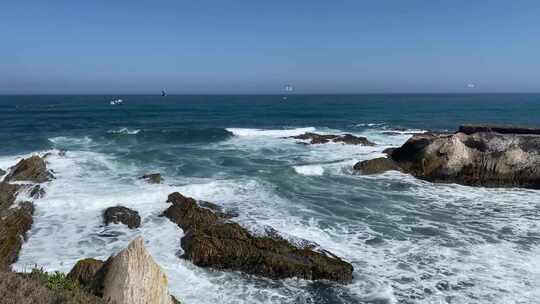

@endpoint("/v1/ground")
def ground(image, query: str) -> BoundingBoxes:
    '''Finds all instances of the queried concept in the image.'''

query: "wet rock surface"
[353,157,402,175]
[0,201,34,268]
[4,155,53,183]
[163,192,354,283]
[139,173,162,184]
[358,125,540,188]
[288,132,375,146]
[103,206,141,229]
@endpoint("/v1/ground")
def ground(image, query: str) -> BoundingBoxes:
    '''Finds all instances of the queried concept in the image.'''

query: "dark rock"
[29,185,45,199]
[103,206,141,229]
[67,258,105,287]
[5,155,53,183]
[0,182,20,210]
[199,200,238,219]
[288,132,375,146]
[0,169,5,176]
[382,147,396,156]
[388,130,540,188]
[163,192,354,284]
[139,173,162,184]
[459,124,540,135]
[353,157,402,175]
[0,202,34,268]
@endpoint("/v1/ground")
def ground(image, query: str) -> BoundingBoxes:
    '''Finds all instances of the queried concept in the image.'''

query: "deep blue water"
[2,94,540,155]
[3,94,540,304]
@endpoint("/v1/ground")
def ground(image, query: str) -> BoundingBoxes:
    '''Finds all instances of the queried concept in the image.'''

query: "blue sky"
[1,0,539,94]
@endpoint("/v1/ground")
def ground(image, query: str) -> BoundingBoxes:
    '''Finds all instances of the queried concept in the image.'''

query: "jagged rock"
[199,200,238,219]
[67,258,104,287]
[385,129,540,188]
[29,185,45,199]
[163,192,354,283]
[103,206,141,229]
[0,182,20,210]
[288,132,375,146]
[0,202,34,268]
[382,147,396,156]
[90,237,176,304]
[4,155,53,183]
[139,173,162,184]
[458,124,540,135]
[353,157,402,175]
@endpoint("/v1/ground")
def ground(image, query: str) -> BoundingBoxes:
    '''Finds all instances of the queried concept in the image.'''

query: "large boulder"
[163,192,354,284]
[103,206,141,229]
[89,237,176,304]
[4,155,53,183]
[353,157,402,175]
[288,132,375,146]
[374,126,540,188]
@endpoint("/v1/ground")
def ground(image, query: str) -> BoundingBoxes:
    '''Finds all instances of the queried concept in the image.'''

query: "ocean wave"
[226,127,316,137]
[107,127,141,135]
[293,164,324,176]
[48,136,93,145]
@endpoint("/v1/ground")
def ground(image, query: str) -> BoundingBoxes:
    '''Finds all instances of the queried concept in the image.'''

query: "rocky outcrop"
[139,173,162,184]
[4,155,53,183]
[163,192,354,283]
[103,206,141,229]
[357,125,540,188]
[67,258,105,286]
[0,201,34,268]
[288,132,375,146]
[76,237,176,304]
[458,124,540,135]
[353,157,402,175]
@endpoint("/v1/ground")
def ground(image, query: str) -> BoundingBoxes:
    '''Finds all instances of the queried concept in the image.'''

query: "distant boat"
[283,84,293,101]
[161,90,167,97]
[110,99,123,105]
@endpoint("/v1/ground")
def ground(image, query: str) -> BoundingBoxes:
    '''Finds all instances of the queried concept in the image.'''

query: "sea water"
[1,94,540,304]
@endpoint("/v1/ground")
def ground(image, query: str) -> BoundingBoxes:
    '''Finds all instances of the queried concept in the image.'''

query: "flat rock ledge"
[163,192,354,284]
[354,124,540,188]
[69,237,178,304]
[288,132,375,146]
[103,206,141,229]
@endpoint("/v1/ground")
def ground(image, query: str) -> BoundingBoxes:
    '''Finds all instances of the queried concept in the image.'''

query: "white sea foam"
[226,127,316,137]
[107,127,141,135]
[293,165,324,176]
[48,136,93,145]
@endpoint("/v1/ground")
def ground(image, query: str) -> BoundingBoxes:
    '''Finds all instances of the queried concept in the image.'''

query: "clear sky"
[1,0,539,94]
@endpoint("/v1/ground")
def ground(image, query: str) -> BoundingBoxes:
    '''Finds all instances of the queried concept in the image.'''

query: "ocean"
[2,94,540,304]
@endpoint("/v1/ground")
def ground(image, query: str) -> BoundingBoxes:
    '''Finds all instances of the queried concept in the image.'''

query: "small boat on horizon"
[110,99,123,105]
[161,90,167,97]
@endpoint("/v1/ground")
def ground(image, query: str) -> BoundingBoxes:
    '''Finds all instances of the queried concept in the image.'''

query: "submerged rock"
[361,125,540,188]
[140,173,162,184]
[29,185,46,199]
[4,155,53,183]
[163,192,354,284]
[288,132,375,146]
[103,206,141,229]
[353,157,402,175]
[88,237,176,304]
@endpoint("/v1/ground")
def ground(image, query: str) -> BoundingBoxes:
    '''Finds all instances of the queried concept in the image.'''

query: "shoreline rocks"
[353,157,402,175]
[355,124,540,188]
[288,132,375,146]
[163,192,354,284]
[4,155,53,183]
[103,206,141,229]
[70,237,177,304]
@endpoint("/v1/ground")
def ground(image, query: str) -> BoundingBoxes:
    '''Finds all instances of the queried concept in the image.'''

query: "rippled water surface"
[2,94,540,304]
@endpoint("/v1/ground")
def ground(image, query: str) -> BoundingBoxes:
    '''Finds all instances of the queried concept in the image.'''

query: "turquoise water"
[2,94,540,304]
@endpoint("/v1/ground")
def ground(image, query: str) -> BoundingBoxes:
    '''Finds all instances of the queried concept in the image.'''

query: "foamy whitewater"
[2,94,540,304]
